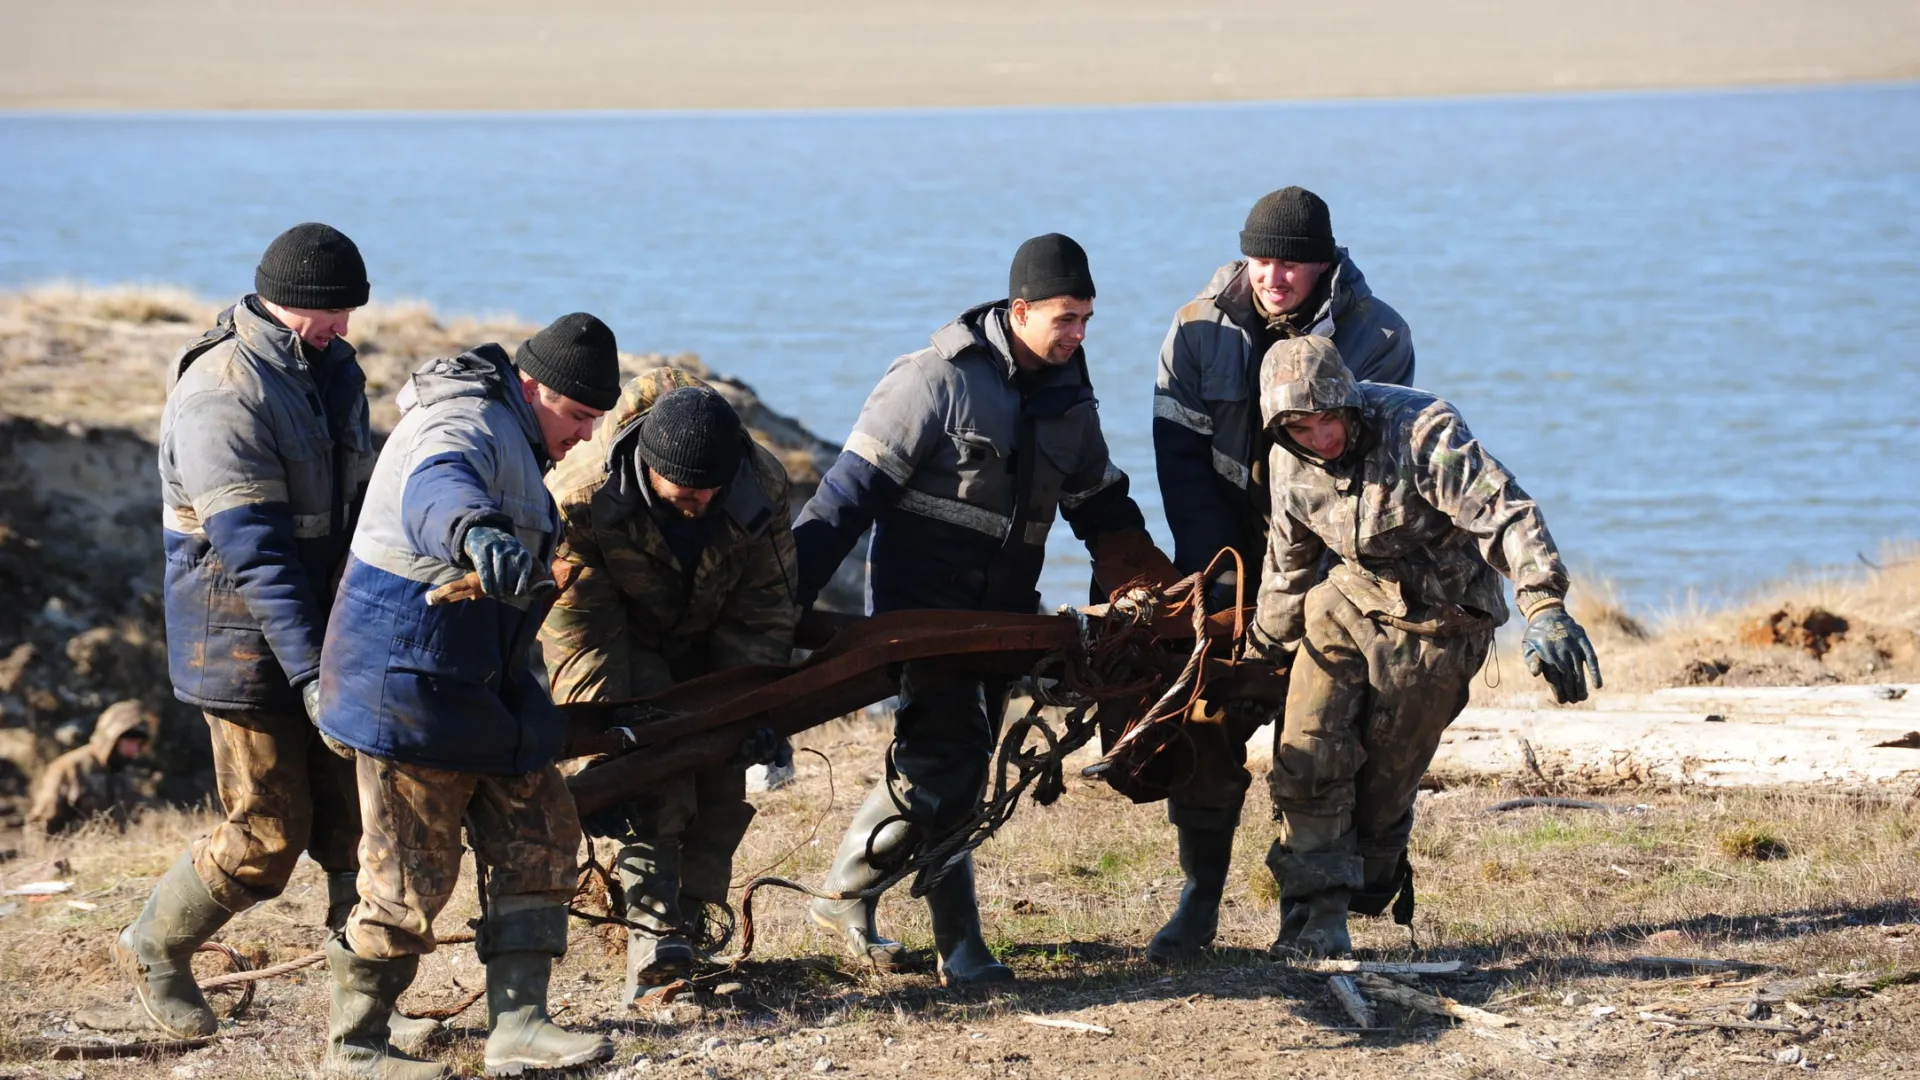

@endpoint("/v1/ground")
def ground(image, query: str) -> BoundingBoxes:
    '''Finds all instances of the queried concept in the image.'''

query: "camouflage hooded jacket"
[26,700,152,836]
[540,369,801,703]
[1251,336,1568,649]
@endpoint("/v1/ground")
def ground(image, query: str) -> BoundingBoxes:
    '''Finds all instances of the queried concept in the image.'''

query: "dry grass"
[4,717,1918,1078]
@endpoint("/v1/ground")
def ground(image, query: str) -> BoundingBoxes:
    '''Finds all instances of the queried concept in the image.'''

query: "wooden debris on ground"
[1352,973,1516,1028]
[1326,975,1377,1029]
[1019,1014,1113,1036]
[1636,1010,1810,1035]
[1629,955,1769,975]
[1309,959,1467,975]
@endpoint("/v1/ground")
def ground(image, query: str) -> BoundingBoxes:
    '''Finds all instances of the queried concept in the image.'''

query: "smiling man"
[791,233,1175,988]
[313,313,621,1078]
[1142,187,1418,963]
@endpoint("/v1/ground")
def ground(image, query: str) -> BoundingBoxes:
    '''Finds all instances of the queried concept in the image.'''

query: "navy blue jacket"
[317,346,563,775]
[157,298,375,710]
[794,302,1144,615]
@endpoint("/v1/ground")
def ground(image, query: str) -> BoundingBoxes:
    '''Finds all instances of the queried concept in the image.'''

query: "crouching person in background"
[314,314,623,1078]
[27,700,154,838]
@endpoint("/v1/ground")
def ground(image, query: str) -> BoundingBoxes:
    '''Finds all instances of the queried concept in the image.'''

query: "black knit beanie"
[1008,233,1096,302]
[514,313,622,411]
[639,386,745,489]
[254,223,370,309]
[1239,187,1338,264]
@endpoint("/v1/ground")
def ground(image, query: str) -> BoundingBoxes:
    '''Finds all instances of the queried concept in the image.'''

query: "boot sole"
[483,1043,614,1076]
[109,932,216,1039]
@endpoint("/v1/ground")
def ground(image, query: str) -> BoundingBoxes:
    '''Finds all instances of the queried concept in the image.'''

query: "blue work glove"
[1522,605,1603,704]
[461,525,536,600]
[735,726,791,768]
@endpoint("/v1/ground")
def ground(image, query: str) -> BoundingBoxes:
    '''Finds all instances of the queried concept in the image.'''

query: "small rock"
[1563,991,1591,1006]
[815,1034,829,1045]
[1592,1005,1618,1018]
[813,1057,834,1073]
[701,1036,727,1053]
[713,981,746,997]
[1745,999,1773,1021]
[1776,1047,1803,1065]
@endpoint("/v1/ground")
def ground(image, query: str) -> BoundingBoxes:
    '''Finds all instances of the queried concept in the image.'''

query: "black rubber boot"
[327,872,443,1054]
[1263,832,1361,961]
[926,854,1014,989]
[1292,891,1354,958]
[109,851,233,1037]
[1145,825,1235,964]
[323,935,447,1080]
[614,842,695,1001]
[809,781,912,971]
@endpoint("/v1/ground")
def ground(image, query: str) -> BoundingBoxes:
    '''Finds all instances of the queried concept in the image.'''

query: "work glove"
[1523,605,1603,704]
[461,525,537,600]
[735,726,792,768]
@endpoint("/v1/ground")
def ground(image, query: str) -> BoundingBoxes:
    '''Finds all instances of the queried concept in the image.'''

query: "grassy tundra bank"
[2,0,1918,111]
[0,286,1915,1078]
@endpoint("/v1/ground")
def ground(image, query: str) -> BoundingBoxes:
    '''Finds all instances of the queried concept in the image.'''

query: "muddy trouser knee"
[1266,581,1490,914]
[190,707,362,913]
[346,755,581,961]
[1165,698,1273,832]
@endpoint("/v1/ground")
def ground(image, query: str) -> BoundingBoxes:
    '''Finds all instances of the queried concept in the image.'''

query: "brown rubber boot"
[109,851,233,1037]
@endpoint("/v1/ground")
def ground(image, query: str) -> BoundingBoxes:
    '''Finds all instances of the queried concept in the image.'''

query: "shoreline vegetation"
[0,285,1916,1075]
[3,1,1918,111]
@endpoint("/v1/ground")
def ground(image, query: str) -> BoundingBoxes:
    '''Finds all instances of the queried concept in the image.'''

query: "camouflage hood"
[1259,335,1365,462]
[86,700,152,767]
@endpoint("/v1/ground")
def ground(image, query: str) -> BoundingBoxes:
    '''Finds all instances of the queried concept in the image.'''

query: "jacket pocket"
[1197,346,1250,403]
[1035,402,1100,477]
[947,428,1006,504]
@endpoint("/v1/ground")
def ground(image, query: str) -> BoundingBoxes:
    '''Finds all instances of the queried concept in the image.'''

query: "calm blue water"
[3,85,1918,613]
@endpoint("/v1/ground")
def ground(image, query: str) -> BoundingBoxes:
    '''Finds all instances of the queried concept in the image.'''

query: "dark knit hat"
[1009,233,1096,302]
[254,223,370,309]
[515,313,622,411]
[639,386,744,489]
[1239,187,1337,264]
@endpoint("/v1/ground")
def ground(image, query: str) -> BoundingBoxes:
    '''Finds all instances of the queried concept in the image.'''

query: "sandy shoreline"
[3,0,1916,111]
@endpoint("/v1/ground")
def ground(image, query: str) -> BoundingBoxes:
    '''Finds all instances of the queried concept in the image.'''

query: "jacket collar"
[231,294,355,380]
[931,300,1089,392]
[1208,248,1368,336]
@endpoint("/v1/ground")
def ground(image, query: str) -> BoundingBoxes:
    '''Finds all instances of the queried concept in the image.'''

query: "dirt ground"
[3,717,1918,1079]
[2,0,1917,111]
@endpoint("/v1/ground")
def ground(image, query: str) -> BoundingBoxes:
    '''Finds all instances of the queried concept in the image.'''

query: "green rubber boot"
[613,842,695,1001]
[809,781,911,971]
[927,855,1014,990]
[482,951,615,1076]
[326,872,443,1054]
[109,850,233,1037]
[323,935,447,1080]
[1145,824,1235,964]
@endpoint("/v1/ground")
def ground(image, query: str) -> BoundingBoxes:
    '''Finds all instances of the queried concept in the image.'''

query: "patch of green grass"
[1717,821,1790,861]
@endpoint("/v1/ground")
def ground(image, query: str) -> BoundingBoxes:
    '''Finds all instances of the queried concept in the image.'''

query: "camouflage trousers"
[586,762,755,906]
[189,708,360,912]
[1266,580,1491,911]
[344,754,582,960]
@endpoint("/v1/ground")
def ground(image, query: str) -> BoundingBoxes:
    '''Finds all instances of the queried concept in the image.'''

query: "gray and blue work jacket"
[794,301,1145,615]
[1152,252,1415,583]
[317,346,564,775]
[158,298,376,711]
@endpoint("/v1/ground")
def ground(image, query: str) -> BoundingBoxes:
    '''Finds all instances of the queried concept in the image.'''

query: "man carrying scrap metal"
[1245,335,1600,958]
[540,369,800,1001]
[1145,187,1418,962]
[111,224,435,1050]
[791,233,1177,988]
[314,315,622,1078]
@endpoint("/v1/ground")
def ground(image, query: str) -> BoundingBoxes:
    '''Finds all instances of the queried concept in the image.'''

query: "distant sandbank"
[2,0,1916,112]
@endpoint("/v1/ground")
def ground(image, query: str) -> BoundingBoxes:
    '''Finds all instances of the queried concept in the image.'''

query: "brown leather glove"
[1089,527,1182,599]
